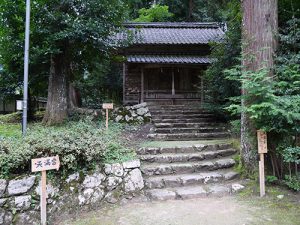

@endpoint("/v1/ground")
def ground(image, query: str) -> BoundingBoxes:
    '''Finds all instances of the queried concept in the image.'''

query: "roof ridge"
[129,53,212,57]
[124,22,222,29]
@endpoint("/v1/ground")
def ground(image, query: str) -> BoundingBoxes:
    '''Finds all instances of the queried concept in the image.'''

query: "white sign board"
[31,155,60,172]
[102,103,113,109]
[16,100,23,111]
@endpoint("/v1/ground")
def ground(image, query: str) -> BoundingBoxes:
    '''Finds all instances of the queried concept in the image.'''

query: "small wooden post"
[123,63,126,104]
[102,103,113,129]
[259,154,265,197]
[172,68,175,96]
[31,155,60,225]
[257,130,267,197]
[106,108,108,129]
[41,170,47,225]
[200,76,204,107]
[141,67,144,103]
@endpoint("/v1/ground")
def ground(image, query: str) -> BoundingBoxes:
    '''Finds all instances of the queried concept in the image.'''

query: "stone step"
[144,170,239,189]
[147,132,229,141]
[141,158,236,176]
[152,127,227,134]
[139,149,237,163]
[154,122,221,128]
[150,109,211,115]
[152,118,215,123]
[152,114,215,120]
[145,182,245,200]
[148,104,200,109]
[136,143,233,155]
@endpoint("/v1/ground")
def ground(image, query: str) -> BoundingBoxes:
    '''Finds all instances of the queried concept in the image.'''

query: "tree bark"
[241,0,278,171]
[188,0,194,21]
[42,54,69,125]
[69,83,81,109]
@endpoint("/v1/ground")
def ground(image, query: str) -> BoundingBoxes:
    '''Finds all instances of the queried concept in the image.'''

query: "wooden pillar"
[122,63,127,104]
[141,67,144,103]
[41,170,47,225]
[200,76,204,107]
[172,68,175,96]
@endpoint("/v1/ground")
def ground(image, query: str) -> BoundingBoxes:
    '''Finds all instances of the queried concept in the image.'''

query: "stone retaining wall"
[0,160,144,225]
[113,102,151,124]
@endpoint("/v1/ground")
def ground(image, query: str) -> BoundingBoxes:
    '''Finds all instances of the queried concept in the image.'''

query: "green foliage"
[230,119,241,137]
[103,142,136,164]
[204,0,241,110]
[75,60,123,108]
[225,68,300,133]
[0,123,21,139]
[0,112,22,123]
[134,4,173,22]
[0,0,128,102]
[0,120,135,178]
[282,147,300,164]
[266,175,278,184]
[284,175,300,191]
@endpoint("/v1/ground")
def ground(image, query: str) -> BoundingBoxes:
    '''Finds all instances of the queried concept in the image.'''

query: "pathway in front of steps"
[61,195,300,225]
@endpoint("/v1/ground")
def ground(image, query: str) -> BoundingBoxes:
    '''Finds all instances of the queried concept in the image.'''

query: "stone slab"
[175,186,207,199]
[146,189,176,201]
[7,176,36,196]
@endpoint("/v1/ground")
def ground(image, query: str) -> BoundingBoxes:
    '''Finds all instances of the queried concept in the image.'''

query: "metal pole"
[22,0,31,135]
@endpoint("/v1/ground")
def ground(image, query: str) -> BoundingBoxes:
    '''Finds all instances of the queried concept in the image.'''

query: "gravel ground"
[60,193,300,225]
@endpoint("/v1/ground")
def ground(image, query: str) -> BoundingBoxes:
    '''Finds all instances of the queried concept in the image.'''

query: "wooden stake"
[41,170,47,225]
[106,108,108,129]
[259,153,265,197]
[32,156,60,225]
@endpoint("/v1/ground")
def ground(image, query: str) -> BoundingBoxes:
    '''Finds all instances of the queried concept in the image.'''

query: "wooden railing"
[145,90,201,99]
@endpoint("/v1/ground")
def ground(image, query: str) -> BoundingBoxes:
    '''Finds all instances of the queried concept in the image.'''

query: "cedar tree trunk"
[188,0,194,21]
[43,54,69,125]
[241,0,278,171]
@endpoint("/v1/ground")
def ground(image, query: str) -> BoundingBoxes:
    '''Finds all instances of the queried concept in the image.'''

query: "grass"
[140,139,231,148]
[0,123,22,138]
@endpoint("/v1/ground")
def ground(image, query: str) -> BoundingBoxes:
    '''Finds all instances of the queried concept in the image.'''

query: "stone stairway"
[137,143,241,200]
[147,105,229,141]
[137,104,243,200]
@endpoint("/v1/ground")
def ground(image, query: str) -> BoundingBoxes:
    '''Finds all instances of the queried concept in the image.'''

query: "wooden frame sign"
[257,130,268,154]
[32,156,60,225]
[102,103,113,129]
[102,103,113,109]
[257,130,267,197]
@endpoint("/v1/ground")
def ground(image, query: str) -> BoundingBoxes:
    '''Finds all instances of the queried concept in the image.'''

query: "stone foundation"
[113,102,151,124]
[0,160,144,225]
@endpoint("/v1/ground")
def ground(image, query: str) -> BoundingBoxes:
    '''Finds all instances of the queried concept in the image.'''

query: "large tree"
[0,0,127,125]
[241,0,278,170]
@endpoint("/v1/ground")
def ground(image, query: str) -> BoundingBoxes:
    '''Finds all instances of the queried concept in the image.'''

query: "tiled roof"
[127,55,215,64]
[115,22,225,45]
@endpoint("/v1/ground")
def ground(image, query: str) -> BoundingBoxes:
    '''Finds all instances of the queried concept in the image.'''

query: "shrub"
[0,120,136,178]
[284,175,300,192]
[0,112,22,123]
[266,175,278,184]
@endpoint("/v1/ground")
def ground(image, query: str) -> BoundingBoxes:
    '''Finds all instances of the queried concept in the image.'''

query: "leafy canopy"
[134,4,173,22]
[0,0,128,100]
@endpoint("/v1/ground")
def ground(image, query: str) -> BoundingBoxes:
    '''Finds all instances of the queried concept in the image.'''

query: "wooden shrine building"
[117,22,225,105]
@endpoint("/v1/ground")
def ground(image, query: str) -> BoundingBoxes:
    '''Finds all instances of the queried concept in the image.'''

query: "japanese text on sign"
[257,130,268,154]
[102,103,113,109]
[31,155,60,172]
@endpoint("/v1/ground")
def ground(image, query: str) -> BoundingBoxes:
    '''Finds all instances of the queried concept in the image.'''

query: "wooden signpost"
[257,130,267,197]
[32,155,60,225]
[102,103,113,129]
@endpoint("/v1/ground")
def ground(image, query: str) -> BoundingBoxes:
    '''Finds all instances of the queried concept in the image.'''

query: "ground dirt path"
[60,194,300,225]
